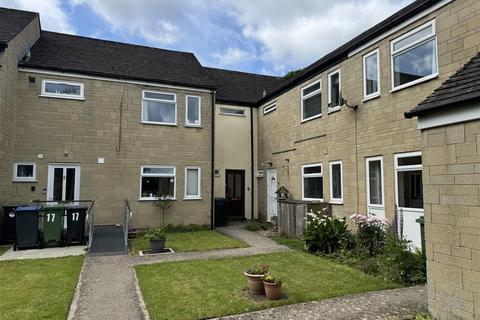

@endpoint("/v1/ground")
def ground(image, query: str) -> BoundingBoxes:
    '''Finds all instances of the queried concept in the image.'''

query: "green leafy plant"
[350,213,387,256]
[245,263,269,275]
[144,228,167,241]
[244,220,268,232]
[165,224,208,233]
[154,196,173,227]
[304,212,353,254]
[262,274,282,285]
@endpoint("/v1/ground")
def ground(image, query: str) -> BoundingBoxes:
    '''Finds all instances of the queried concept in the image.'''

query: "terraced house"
[0,0,479,256]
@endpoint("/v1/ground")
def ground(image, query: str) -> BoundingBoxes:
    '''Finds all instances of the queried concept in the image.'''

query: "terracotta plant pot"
[244,272,266,294]
[263,281,282,300]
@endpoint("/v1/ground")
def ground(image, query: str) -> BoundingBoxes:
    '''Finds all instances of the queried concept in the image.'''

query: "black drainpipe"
[210,90,216,229]
[250,106,255,220]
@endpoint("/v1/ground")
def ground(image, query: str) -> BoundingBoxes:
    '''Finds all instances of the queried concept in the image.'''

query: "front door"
[266,169,278,221]
[366,156,385,219]
[47,164,81,202]
[225,170,245,219]
[395,152,424,249]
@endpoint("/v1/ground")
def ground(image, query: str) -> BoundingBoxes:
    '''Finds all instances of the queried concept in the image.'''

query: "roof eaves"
[405,94,480,118]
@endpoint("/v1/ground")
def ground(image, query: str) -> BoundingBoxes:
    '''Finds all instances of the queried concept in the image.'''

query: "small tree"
[155,195,173,227]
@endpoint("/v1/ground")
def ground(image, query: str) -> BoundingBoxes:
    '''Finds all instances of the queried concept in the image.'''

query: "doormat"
[139,248,174,256]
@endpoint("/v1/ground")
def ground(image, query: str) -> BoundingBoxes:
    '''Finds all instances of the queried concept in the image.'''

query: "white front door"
[366,156,385,219]
[395,152,424,249]
[266,169,278,222]
[47,164,81,202]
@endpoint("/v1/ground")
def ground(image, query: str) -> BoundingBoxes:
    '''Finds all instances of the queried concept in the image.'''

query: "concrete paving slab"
[0,245,86,261]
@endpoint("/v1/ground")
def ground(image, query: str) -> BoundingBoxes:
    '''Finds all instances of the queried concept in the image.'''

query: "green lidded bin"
[42,205,64,245]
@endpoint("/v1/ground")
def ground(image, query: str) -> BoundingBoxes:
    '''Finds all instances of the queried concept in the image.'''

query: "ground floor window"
[140,166,176,200]
[395,152,423,209]
[302,163,323,201]
[185,167,201,199]
[13,162,36,182]
[329,161,343,204]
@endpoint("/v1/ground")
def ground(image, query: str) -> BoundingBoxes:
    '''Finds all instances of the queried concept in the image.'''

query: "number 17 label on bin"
[47,212,56,222]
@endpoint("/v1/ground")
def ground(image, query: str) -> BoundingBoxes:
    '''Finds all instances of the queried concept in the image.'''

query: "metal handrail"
[124,198,132,250]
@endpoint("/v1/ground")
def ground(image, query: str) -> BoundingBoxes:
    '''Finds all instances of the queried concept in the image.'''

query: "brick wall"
[423,119,480,320]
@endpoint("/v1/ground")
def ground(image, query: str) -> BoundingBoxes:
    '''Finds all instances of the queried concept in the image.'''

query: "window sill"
[301,114,322,124]
[329,200,343,205]
[138,198,177,201]
[39,94,85,101]
[141,121,178,127]
[302,198,324,202]
[183,197,202,200]
[12,179,37,183]
[362,93,380,102]
[390,73,438,93]
[327,106,341,114]
[184,124,202,128]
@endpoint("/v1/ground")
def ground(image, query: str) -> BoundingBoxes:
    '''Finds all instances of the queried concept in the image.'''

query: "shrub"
[245,263,269,275]
[144,228,167,240]
[244,220,268,232]
[165,224,208,233]
[350,213,388,256]
[304,212,352,254]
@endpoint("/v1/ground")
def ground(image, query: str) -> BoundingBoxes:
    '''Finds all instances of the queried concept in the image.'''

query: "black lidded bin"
[2,205,18,244]
[214,198,230,227]
[65,205,88,245]
[15,205,42,250]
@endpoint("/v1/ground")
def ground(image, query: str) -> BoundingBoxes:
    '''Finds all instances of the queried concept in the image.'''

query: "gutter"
[250,107,255,220]
[210,90,216,229]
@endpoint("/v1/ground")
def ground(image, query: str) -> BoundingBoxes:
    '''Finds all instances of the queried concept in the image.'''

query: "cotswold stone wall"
[423,119,480,320]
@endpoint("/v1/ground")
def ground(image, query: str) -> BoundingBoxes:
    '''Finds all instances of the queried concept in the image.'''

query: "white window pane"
[304,177,323,199]
[302,82,321,96]
[393,25,433,51]
[368,160,382,205]
[365,53,378,95]
[398,156,422,166]
[303,93,322,119]
[220,107,244,116]
[17,165,34,177]
[144,92,175,101]
[143,167,174,175]
[393,39,436,87]
[332,164,342,199]
[45,82,81,96]
[143,100,176,123]
[141,176,174,198]
[329,73,340,107]
[186,169,199,196]
[304,166,322,174]
[187,97,200,124]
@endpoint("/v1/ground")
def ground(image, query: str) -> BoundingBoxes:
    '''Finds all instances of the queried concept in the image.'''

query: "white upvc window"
[328,70,341,113]
[142,90,177,125]
[13,162,36,182]
[184,167,201,199]
[220,107,245,116]
[391,20,438,91]
[185,95,201,126]
[394,151,423,210]
[263,102,277,115]
[302,163,323,201]
[363,49,380,100]
[41,80,84,100]
[329,161,343,204]
[139,165,176,200]
[301,80,322,122]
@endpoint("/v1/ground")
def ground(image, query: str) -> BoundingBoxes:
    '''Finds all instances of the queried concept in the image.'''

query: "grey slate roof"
[204,67,287,105]
[20,31,217,89]
[0,7,37,46]
[405,52,480,118]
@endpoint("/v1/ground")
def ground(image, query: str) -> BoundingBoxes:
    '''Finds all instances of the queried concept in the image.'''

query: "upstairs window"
[220,107,245,116]
[301,80,322,122]
[142,91,177,125]
[302,163,323,201]
[391,20,438,90]
[328,70,341,112]
[13,162,36,182]
[186,95,201,126]
[140,166,176,200]
[41,80,84,100]
[363,49,380,99]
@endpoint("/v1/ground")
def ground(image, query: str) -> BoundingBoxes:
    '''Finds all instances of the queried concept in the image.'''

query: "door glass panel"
[65,168,76,201]
[397,170,423,209]
[53,168,63,201]
[368,160,383,205]
[234,173,242,199]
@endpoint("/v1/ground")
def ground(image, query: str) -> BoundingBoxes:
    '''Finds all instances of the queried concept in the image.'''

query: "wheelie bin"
[42,205,64,246]
[15,205,42,250]
[65,205,88,245]
[2,205,18,244]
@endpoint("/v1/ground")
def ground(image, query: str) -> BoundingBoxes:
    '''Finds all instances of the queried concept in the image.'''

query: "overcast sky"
[1,0,414,76]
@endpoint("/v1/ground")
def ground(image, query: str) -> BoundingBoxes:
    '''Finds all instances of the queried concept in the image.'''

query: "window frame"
[139,165,176,200]
[363,48,381,100]
[329,160,343,204]
[366,156,385,208]
[327,70,342,113]
[390,20,438,92]
[263,102,277,115]
[185,95,202,127]
[219,107,246,117]
[141,90,177,126]
[41,79,84,100]
[301,162,324,201]
[300,80,322,123]
[184,166,201,200]
[394,151,423,212]
[12,161,37,182]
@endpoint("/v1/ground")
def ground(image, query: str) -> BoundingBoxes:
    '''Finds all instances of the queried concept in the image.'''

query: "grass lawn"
[136,251,399,320]
[0,245,12,256]
[129,230,247,255]
[269,235,305,251]
[0,256,84,320]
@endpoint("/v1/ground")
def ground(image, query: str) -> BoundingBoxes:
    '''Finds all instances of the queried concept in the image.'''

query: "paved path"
[214,286,427,320]
[0,245,86,261]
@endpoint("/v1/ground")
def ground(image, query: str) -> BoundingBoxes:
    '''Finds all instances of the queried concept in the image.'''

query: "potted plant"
[145,228,167,253]
[244,264,269,294]
[262,274,283,300]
